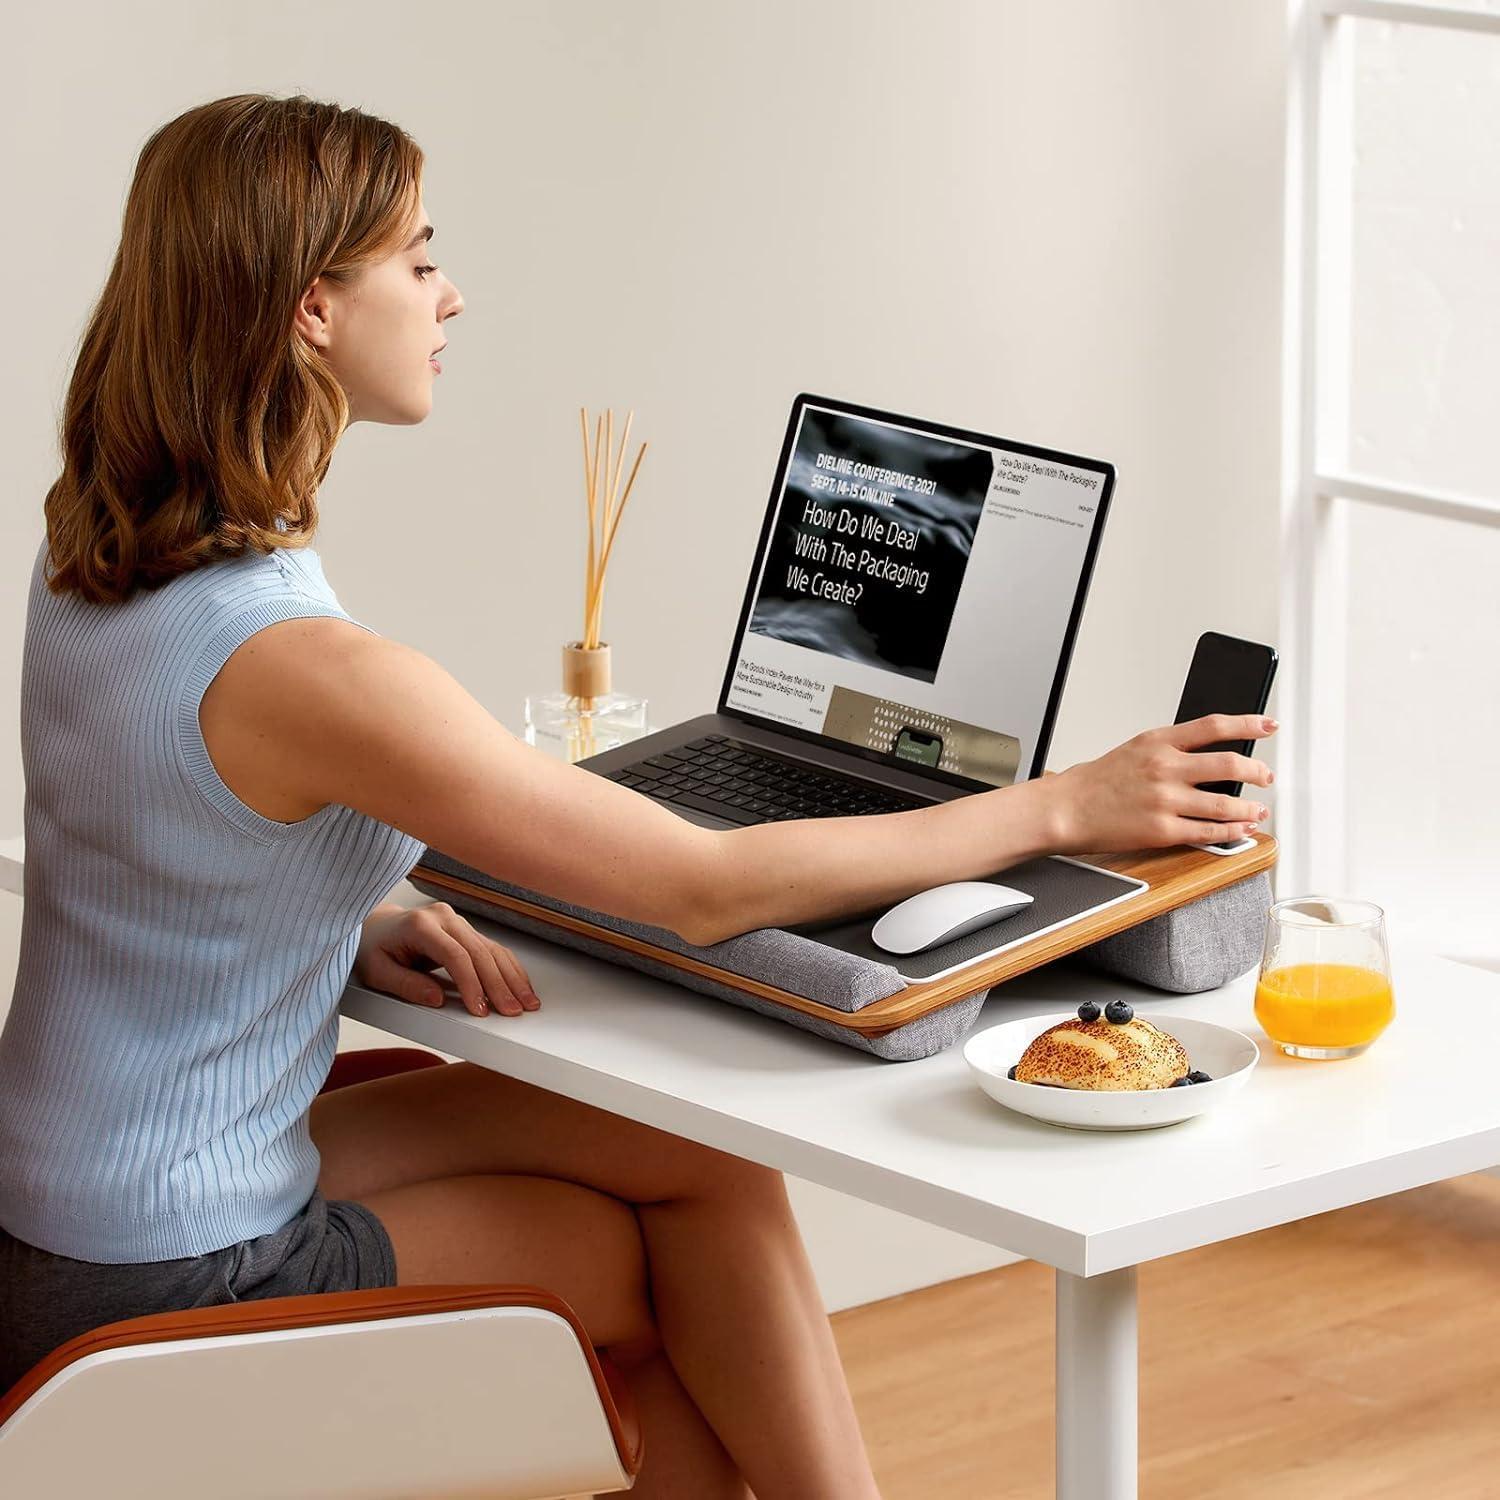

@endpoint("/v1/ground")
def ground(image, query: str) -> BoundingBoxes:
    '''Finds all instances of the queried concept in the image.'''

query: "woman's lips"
[428,356,442,374]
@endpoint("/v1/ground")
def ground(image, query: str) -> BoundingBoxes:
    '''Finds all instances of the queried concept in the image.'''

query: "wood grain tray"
[410,834,1277,1041]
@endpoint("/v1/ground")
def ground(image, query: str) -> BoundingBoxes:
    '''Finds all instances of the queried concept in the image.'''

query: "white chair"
[0,1047,643,1499]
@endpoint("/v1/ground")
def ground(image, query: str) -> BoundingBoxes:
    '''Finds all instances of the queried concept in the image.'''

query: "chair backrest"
[0,1284,641,1500]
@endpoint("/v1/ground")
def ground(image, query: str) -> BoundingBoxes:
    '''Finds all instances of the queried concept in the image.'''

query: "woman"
[0,93,1274,1498]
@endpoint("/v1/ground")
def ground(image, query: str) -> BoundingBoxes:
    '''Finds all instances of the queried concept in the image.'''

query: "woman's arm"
[207,618,727,944]
[687,713,1276,942]
[212,617,1274,949]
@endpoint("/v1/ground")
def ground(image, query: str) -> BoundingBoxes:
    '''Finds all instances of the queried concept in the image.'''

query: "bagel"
[1015,1014,1189,1091]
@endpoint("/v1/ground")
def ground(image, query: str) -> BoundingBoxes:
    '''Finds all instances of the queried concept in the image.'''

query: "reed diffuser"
[523,407,652,762]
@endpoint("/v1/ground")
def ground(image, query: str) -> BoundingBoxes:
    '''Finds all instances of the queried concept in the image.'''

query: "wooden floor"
[831,1172,1500,1499]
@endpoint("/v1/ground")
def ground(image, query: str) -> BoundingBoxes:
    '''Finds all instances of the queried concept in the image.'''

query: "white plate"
[963,1012,1259,1131]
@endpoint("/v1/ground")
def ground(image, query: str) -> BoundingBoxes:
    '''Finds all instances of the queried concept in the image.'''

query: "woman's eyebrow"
[403,224,434,251]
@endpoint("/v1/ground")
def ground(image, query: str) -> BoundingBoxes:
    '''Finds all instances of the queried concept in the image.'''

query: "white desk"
[6,835,1496,1497]
[0,838,22,898]
[336,906,1500,1500]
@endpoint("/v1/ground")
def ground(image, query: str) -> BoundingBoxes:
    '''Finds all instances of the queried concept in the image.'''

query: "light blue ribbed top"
[0,529,424,1262]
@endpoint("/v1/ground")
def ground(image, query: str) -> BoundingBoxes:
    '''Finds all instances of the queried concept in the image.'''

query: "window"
[1282,0,1500,967]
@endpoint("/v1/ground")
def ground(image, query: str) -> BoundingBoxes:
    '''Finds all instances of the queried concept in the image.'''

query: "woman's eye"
[415,263,439,279]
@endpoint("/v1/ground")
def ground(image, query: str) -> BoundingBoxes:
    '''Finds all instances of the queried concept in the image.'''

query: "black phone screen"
[892,726,944,768]
[1173,632,1278,798]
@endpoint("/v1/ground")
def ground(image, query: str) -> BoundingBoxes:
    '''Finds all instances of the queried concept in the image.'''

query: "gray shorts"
[0,1188,396,1395]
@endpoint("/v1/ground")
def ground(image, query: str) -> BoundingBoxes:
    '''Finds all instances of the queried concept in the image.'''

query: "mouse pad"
[783,856,1147,980]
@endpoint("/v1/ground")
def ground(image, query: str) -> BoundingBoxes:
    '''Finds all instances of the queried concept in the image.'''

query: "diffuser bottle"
[524,642,648,763]
[524,407,652,763]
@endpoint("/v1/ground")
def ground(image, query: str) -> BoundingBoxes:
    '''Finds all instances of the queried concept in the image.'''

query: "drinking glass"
[1254,897,1395,1060]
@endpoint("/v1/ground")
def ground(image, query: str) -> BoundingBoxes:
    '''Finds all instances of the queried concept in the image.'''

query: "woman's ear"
[292,277,334,350]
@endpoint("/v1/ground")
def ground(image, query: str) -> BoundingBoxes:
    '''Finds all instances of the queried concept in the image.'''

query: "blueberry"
[1169,1075,1192,1087]
[1104,999,1134,1025]
[1076,1001,1102,1023]
[1007,1064,1018,1080]
[1188,1070,1213,1084]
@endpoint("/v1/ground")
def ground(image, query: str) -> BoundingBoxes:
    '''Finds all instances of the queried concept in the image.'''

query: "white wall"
[0,0,1288,1309]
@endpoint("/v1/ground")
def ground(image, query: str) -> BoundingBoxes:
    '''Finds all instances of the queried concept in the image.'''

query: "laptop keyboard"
[601,734,930,826]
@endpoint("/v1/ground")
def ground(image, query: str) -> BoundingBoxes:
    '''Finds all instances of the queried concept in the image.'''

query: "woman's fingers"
[458,932,523,1017]
[422,927,494,1016]
[486,941,541,1011]
[369,948,447,1009]
[1182,749,1274,788]
[1164,713,1278,752]
[427,910,537,1017]
[1181,787,1270,827]
[1179,817,1260,845]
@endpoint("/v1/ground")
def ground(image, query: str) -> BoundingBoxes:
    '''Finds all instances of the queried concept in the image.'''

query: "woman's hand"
[1046,713,1279,854]
[353,902,541,1018]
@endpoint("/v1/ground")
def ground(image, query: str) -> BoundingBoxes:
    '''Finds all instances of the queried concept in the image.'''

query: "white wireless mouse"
[870,881,1035,956]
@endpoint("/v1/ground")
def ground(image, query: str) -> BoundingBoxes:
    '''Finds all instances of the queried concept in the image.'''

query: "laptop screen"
[717,394,1114,790]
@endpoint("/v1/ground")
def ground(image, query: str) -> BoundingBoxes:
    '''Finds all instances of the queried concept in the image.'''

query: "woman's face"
[295,195,464,425]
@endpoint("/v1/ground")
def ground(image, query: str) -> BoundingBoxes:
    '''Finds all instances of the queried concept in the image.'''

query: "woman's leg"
[347,1171,746,1500]
[620,1346,749,1500]
[311,1062,881,1500]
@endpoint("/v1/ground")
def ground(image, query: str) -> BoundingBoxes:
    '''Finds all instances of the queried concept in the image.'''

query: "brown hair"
[42,93,424,604]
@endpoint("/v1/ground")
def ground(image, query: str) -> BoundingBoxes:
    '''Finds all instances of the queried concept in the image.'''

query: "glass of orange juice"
[1254,897,1395,1060]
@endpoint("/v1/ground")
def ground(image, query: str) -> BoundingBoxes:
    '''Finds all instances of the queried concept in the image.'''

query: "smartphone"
[892,725,943,768]
[1173,632,1279,800]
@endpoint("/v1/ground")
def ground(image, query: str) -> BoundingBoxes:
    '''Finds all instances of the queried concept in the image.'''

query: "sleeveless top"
[0,529,425,1262]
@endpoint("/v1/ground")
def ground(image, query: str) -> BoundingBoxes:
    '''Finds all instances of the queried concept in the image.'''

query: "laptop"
[579,391,1115,830]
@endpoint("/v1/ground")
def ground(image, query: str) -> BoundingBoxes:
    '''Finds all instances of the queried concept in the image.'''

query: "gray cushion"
[410,848,1270,1062]
[412,879,987,1062]
[1068,870,1272,992]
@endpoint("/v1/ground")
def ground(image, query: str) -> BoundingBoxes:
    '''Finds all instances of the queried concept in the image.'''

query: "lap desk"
[410,834,1277,1061]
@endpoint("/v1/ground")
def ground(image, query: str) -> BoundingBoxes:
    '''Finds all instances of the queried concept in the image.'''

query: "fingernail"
[1268,770,1276,784]
[1264,717,1279,730]
[1257,805,1269,820]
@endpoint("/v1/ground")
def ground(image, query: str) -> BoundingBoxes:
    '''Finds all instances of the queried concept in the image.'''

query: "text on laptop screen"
[723,403,1107,788]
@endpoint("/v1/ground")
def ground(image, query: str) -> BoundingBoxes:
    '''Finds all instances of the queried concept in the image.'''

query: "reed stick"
[579,406,648,653]
[579,407,596,647]
[588,438,648,648]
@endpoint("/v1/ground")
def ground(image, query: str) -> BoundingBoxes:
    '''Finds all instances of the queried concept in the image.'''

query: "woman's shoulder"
[196,610,384,825]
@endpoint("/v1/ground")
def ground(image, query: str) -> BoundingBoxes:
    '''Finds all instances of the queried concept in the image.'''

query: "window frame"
[1279,0,1500,895]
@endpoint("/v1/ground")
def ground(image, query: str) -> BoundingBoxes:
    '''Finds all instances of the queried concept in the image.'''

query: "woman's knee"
[364,1173,660,1351]
[663,1140,789,1209]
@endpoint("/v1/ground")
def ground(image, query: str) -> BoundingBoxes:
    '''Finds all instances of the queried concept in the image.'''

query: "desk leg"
[1055,1265,1138,1500]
